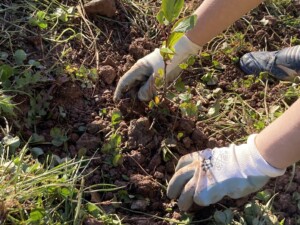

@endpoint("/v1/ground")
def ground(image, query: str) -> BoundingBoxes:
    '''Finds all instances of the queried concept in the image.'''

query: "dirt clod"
[83,0,116,17]
[130,174,160,198]
[177,119,195,135]
[128,38,151,60]
[76,133,100,150]
[128,117,154,149]
[99,65,117,84]
[131,199,149,211]
[191,128,207,147]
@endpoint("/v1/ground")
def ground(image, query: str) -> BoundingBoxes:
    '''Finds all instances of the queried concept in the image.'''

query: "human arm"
[114,0,263,102]
[256,98,300,169]
[167,98,300,211]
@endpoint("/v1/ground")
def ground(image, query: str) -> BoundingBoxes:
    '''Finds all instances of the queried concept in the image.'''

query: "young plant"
[101,110,123,167]
[156,0,197,98]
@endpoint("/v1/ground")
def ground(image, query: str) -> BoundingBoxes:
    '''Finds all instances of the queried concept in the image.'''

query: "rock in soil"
[131,199,149,211]
[99,65,117,84]
[83,0,116,17]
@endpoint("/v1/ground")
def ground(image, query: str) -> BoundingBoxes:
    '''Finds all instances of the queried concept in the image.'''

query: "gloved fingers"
[175,150,213,172]
[138,75,156,102]
[175,151,203,172]
[177,163,202,211]
[113,62,153,102]
[167,161,199,200]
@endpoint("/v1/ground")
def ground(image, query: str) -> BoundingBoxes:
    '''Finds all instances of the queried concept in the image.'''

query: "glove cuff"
[247,134,286,177]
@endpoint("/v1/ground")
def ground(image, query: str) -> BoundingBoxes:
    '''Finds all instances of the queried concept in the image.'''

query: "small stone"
[191,128,207,146]
[182,137,192,149]
[86,122,100,134]
[178,119,194,134]
[153,171,164,179]
[207,137,218,148]
[99,65,116,84]
[131,199,149,211]
[83,0,116,18]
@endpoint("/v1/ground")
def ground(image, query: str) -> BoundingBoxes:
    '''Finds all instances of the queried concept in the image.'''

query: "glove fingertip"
[166,185,179,200]
[113,92,121,102]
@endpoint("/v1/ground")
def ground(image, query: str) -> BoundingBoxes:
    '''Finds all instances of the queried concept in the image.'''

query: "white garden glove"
[113,35,201,102]
[167,134,286,211]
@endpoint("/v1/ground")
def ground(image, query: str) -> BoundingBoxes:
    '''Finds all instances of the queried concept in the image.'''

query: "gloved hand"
[113,35,201,102]
[167,134,286,211]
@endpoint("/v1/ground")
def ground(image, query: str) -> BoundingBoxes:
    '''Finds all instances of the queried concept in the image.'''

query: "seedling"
[156,0,197,98]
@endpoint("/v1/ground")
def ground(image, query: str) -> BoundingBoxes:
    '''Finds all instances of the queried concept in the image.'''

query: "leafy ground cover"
[1,0,300,224]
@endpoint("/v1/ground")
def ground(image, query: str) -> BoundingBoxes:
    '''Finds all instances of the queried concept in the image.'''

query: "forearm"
[256,98,300,169]
[186,0,263,46]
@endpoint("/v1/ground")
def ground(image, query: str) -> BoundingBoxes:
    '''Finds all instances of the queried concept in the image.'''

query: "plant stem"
[163,59,167,99]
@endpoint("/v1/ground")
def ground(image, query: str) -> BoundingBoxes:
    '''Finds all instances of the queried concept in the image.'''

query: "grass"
[0,120,123,224]
[1,0,300,224]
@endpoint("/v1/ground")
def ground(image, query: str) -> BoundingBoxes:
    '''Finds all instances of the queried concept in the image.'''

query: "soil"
[2,0,300,224]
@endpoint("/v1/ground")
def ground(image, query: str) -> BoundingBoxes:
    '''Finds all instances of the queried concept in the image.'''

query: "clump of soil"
[83,0,116,17]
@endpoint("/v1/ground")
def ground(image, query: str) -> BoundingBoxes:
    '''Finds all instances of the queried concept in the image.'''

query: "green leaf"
[112,153,122,166]
[160,47,174,55]
[186,55,196,66]
[13,49,27,65]
[179,63,188,70]
[29,59,42,68]
[207,102,220,117]
[156,10,165,24]
[175,79,186,92]
[256,190,272,203]
[201,52,211,60]
[30,147,44,158]
[180,102,198,117]
[161,0,184,23]
[167,32,184,49]
[177,132,184,140]
[160,47,175,60]
[148,100,156,109]
[172,15,197,33]
[102,133,121,153]
[87,202,102,218]
[37,11,46,20]
[60,187,72,198]
[29,11,48,29]
[31,133,45,143]
[111,110,122,126]
[29,208,45,222]
[2,135,20,152]
[0,64,14,81]
[201,71,218,85]
[0,94,15,115]
[110,133,121,149]
[50,127,68,147]
[178,93,192,102]
[54,8,68,22]
[213,209,233,224]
